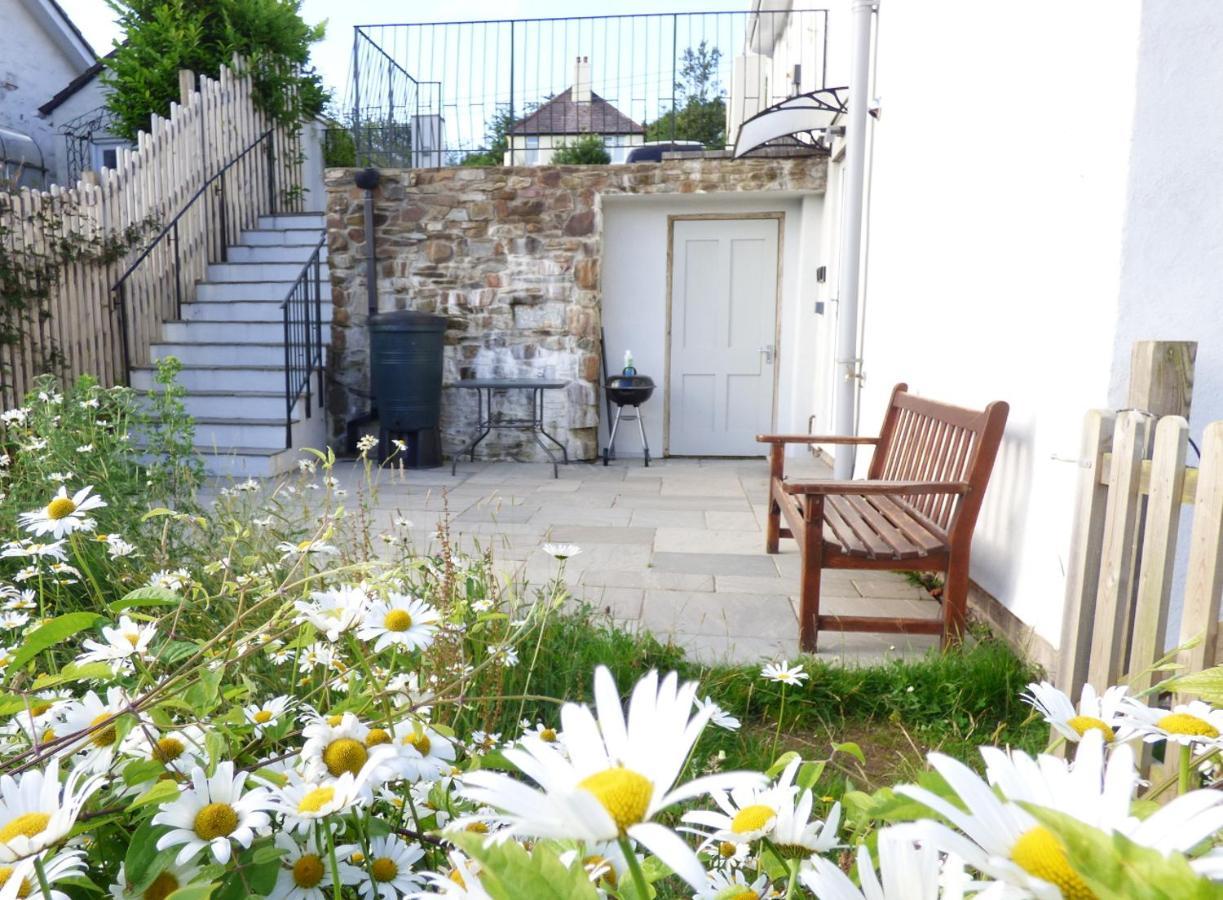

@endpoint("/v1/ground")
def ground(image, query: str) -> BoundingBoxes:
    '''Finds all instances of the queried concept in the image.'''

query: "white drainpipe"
[832,0,877,479]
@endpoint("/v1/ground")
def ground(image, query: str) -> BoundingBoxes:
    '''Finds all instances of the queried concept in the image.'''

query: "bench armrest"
[756,434,880,445]
[781,479,970,496]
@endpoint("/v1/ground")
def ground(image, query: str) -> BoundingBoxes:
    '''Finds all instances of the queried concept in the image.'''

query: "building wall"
[847,1,1145,646]
[40,76,121,184]
[506,133,644,165]
[324,156,826,462]
[0,1,92,185]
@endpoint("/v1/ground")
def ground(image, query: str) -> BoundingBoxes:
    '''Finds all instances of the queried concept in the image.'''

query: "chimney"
[573,55,591,103]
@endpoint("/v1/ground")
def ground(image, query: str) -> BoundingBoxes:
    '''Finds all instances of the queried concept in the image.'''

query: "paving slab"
[651,552,780,577]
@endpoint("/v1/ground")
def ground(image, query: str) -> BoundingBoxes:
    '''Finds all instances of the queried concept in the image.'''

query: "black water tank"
[369,309,446,466]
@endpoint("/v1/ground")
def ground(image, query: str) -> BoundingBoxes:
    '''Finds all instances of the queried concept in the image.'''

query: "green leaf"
[0,693,38,716]
[1162,665,1223,703]
[124,821,174,892]
[110,586,182,613]
[7,612,101,674]
[184,669,223,714]
[797,760,826,791]
[127,778,181,811]
[766,751,801,778]
[32,662,116,689]
[252,844,286,865]
[833,741,867,765]
[123,759,168,787]
[166,885,218,900]
[449,834,600,900]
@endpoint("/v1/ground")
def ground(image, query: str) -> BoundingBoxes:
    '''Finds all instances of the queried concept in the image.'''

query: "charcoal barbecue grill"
[603,373,655,466]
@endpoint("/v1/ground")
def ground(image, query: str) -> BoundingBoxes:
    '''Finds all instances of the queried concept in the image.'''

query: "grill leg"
[635,405,650,467]
[605,405,626,466]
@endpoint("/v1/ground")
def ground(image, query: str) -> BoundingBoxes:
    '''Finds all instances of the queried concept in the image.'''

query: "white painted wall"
[846,1,1145,645]
[0,0,94,185]
[600,191,820,459]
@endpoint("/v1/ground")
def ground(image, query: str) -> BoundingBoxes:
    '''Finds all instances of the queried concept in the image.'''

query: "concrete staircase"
[130,213,331,477]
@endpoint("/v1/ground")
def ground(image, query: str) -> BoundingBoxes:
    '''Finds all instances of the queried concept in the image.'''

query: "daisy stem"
[323,820,344,898]
[514,564,564,727]
[784,857,801,899]
[1179,743,1193,795]
[773,684,788,759]
[33,854,53,899]
[618,836,650,900]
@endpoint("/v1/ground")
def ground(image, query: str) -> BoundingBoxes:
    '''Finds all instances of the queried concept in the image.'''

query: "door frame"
[663,211,786,456]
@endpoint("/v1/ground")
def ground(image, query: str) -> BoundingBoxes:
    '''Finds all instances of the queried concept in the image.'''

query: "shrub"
[551,134,611,165]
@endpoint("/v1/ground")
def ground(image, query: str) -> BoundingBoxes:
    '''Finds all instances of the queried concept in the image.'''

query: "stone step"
[151,341,294,367]
[180,299,333,322]
[131,364,289,393]
[196,280,332,302]
[239,228,323,246]
[227,243,329,264]
[161,319,332,344]
[139,389,297,420]
[207,261,329,282]
[180,417,295,450]
[257,213,326,230]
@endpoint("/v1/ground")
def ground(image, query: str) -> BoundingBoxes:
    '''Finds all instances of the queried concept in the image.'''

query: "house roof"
[18,0,97,72]
[509,88,644,137]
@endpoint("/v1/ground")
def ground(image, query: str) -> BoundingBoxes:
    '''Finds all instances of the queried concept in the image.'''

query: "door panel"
[668,217,780,456]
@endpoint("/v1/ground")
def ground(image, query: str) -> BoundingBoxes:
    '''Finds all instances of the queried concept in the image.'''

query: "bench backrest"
[869,383,1009,543]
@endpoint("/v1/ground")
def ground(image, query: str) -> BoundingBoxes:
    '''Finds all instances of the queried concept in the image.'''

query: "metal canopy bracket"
[731,86,849,159]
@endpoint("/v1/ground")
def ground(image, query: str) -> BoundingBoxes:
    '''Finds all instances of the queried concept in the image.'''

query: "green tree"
[645,40,727,149]
[460,107,519,167]
[102,0,327,141]
[551,134,610,165]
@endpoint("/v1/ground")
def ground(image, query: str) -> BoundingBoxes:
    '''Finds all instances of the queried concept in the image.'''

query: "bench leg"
[766,443,784,553]
[942,554,969,646]
[799,496,824,653]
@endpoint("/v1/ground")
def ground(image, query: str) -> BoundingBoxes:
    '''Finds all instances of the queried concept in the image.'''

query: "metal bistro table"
[451,379,570,478]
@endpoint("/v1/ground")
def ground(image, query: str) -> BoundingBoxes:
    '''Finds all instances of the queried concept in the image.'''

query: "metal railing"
[280,235,326,448]
[112,128,278,384]
[344,9,830,167]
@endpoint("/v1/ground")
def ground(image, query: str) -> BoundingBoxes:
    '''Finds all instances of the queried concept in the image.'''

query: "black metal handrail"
[281,235,327,448]
[112,128,278,384]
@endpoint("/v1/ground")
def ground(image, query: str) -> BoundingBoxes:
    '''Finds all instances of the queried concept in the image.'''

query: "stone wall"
[324,156,826,461]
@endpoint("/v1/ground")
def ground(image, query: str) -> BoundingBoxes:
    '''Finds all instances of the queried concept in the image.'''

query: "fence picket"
[1176,422,1223,682]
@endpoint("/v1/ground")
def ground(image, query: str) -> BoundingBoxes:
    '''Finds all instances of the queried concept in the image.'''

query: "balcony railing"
[345,9,830,168]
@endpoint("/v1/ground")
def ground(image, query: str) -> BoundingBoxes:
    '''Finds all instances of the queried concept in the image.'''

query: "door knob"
[759,344,775,364]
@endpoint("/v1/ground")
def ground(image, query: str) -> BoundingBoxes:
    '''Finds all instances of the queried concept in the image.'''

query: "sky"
[57,0,754,100]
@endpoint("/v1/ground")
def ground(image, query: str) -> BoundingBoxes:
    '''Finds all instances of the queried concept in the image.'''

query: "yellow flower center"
[351,852,365,865]
[365,728,392,747]
[326,715,343,727]
[584,855,617,886]
[372,857,399,882]
[448,868,466,887]
[253,710,273,724]
[28,702,51,717]
[46,497,77,519]
[0,812,50,844]
[540,727,557,742]
[0,867,32,898]
[730,804,776,835]
[1157,712,1219,738]
[90,712,118,747]
[143,872,180,900]
[322,738,368,777]
[153,737,185,763]
[193,802,239,840]
[293,854,326,888]
[577,767,652,834]
[1066,716,1114,740]
[298,786,336,814]
[719,841,738,859]
[124,632,141,647]
[403,732,431,756]
[1011,826,1095,900]
[384,609,413,632]
[727,892,758,900]
[465,822,489,833]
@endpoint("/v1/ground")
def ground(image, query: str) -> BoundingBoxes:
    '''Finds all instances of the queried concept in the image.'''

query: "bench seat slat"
[826,496,895,558]
[869,495,948,555]
[843,495,925,559]
[821,498,870,556]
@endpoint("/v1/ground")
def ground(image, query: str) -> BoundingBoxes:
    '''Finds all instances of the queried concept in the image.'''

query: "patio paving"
[326,455,942,666]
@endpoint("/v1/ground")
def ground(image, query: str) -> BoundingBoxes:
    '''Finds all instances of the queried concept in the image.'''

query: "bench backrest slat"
[869,384,1009,537]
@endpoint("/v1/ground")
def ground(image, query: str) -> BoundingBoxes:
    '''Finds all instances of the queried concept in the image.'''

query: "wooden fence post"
[1057,410,1116,695]
[1087,410,1154,689]
[1176,422,1223,680]
[1128,341,1196,418]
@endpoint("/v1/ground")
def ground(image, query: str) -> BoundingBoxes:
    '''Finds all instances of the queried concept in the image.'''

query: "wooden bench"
[758,384,1008,651]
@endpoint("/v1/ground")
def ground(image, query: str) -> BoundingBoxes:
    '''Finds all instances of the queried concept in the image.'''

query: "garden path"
[329,456,943,666]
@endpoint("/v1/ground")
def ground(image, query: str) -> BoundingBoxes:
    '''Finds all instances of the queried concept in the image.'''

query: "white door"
[668,217,780,455]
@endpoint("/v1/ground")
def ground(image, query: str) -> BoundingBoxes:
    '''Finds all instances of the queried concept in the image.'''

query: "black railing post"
[314,250,324,398]
[266,130,277,215]
[115,281,131,386]
[218,171,228,263]
[172,221,182,319]
[352,28,363,166]
[303,282,313,419]
[283,299,293,448]
[671,13,678,143]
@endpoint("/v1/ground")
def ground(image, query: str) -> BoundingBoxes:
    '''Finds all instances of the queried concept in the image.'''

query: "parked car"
[625,141,706,163]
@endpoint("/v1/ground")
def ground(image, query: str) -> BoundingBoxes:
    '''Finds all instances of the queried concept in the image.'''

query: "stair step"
[258,213,326,230]
[132,365,290,392]
[180,300,333,322]
[197,280,332,302]
[208,261,329,282]
[162,320,331,344]
[240,228,323,246]
[140,389,298,419]
[151,342,297,367]
[227,244,329,263]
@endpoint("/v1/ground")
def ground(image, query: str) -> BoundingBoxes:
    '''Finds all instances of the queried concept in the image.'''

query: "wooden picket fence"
[1057,343,1223,698]
[0,56,303,407]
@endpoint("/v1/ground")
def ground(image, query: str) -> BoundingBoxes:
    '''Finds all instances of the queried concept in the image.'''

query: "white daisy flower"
[54,687,130,771]
[768,763,841,860]
[489,642,518,667]
[275,771,368,833]
[384,721,457,783]
[694,696,741,732]
[460,666,766,890]
[0,759,103,862]
[18,486,106,539]
[410,850,489,898]
[801,826,972,900]
[899,730,1223,898]
[761,662,808,686]
[0,612,28,631]
[1023,681,1131,743]
[244,696,294,734]
[268,831,361,900]
[681,756,797,844]
[294,585,370,642]
[103,535,136,559]
[119,724,208,781]
[693,869,773,900]
[276,538,339,559]
[77,616,157,666]
[300,712,377,781]
[1119,698,1223,748]
[556,841,633,889]
[354,835,424,900]
[1,848,86,900]
[108,858,200,899]
[152,761,274,865]
[541,543,581,560]
[355,594,440,653]
[147,569,189,592]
